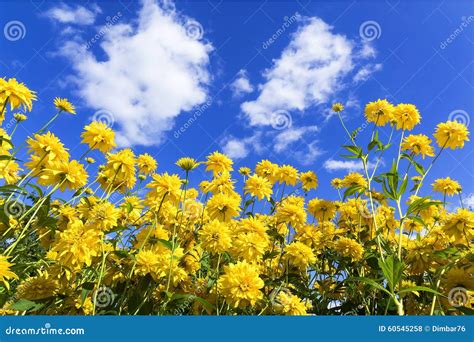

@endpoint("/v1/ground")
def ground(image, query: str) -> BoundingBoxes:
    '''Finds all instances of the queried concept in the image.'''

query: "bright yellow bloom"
[341,172,367,188]
[205,151,233,176]
[98,149,136,193]
[332,103,344,113]
[0,159,22,184]
[176,157,199,171]
[432,177,461,196]
[218,261,264,308]
[307,198,336,222]
[26,132,69,167]
[300,171,318,191]
[0,77,37,112]
[231,231,268,263]
[274,291,308,315]
[244,174,273,200]
[81,121,116,153]
[401,134,435,159]
[49,220,102,270]
[333,237,364,262]
[442,208,473,244]
[275,165,299,186]
[53,97,75,114]
[0,255,18,290]
[364,99,394,126]
[137,153,157,175]
[238,167,251,176]
[146,172,182,204]
[433,120,469,149]
[392,103,421,130]
[284,241,316,270]
[255,160,279,183]
[206,192,241,222]
[331,178,343,189]
[199,219,232,254]
[13,113,27,122]
[275,199,307,228]
[88,202,120,232]
[38,160,88,191]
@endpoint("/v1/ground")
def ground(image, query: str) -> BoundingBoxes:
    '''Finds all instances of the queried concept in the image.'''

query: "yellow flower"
[401,134,435,159]
[331,178,343,189]
[16,272,58,300]
[38,160,88,191]
[176,157,199,171]
[341,172,367,188]
[98,149,136,193]
[231,231,268,263]
[332,103,344,113]
[137,153,157,175]
[88,201,120,231]
[0,160,22,184]
[274,291,308,315]
[432,177,461,196]
[0,255,18,290]
[255,160,279,183]
[433,120,469,149]
[244,174,273,200]
[146,172,182,204]
[442,208,473,244]
[238,167,251,176]
[205,151,233,176]
[275,199,307,228]
[86,157,95,164]
[206,192,241,222]
[275,165,299,186]
[0,77,37,112]
[26,132,69,167]
[307,198,336,222]
[218,261,264,308]
[13,113,27,122]
[49,220,102,270]
[333,237,364,262]
[199,219,232,254]
[81,121,116,153]
[284,241,316,270]
[53,97,75,114]
[392,103,421,130]
[364,99,394,126]
[300,171,318,191]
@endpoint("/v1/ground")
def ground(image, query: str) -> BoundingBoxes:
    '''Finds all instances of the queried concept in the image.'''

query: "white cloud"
[323,158,381,172]
[241,17,374,126]
[45,3,101,25]
[56,0,213,147]
[463,193,474,210]
[274,126,319,153]
[353,63,382,83]
[230,69,254,97]
[294,140,324,166]
[221,133,262,160]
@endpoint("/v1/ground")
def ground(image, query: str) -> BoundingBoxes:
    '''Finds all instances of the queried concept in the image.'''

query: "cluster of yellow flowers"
[0,78,472,316]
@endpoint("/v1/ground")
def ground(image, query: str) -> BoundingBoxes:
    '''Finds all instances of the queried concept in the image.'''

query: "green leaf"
[343,145,362,157]
[346,277,392,296]
[157,239,173,250]
[378,255,404,293]
[11,299,43,312]
[398,286,442,296]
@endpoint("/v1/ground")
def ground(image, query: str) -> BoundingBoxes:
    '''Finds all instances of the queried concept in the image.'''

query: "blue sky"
[0,0,473,206]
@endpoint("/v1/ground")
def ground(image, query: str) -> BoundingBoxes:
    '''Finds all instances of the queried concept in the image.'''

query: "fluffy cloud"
[274,126,319,153]
[45,3,101,25]
[56,0,213,147]
[230,69,254,97]
[353,63,382,83]
[221,133,262,160]
[463,193,474,210]
[323,158,381,172]
[241,17,374,126]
